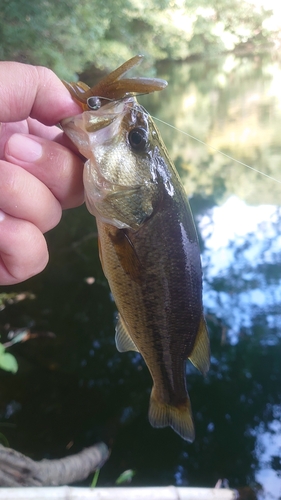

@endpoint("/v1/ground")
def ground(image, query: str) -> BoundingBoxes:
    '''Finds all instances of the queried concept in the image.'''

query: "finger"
[0,210,48,285]
[0,160,62,233]
[27,118,83,155]
[0,62,81,125]
[4,134,84,209]
[0,119,81,159]
[26,117,63,142]
[0,121,29,159]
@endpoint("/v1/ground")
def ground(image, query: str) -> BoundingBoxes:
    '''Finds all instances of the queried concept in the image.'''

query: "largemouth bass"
[61,55,210,442]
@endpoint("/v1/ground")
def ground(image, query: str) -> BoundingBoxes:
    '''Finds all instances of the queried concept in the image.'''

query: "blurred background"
[0,1,281,498]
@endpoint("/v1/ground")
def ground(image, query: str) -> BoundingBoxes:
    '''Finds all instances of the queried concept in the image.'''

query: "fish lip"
[61,114,80,127]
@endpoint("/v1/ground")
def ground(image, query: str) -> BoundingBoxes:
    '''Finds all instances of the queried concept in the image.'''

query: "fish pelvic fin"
[115,314,139,353]
[148,387,195,442]
[189,316,210,376]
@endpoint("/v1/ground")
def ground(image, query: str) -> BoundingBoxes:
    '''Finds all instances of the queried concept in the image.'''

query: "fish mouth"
[61,112,118,133]
[61,110,122,154]
[84,115,117,133]
[61,96,136,134]
[61,97,136,155]
[61,105,127,159]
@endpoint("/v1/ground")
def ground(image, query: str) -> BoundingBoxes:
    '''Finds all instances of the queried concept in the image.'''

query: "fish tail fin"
[148,387,195,442]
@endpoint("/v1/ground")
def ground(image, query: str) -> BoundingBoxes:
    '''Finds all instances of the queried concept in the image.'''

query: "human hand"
[0,62,84,285]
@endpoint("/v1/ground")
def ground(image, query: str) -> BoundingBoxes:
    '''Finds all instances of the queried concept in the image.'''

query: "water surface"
[0,54,280,498]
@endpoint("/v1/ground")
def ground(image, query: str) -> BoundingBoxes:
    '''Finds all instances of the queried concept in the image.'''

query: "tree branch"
[0,443,109,487]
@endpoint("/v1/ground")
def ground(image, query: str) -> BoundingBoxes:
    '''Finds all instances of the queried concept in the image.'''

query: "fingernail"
[6,134,43,162]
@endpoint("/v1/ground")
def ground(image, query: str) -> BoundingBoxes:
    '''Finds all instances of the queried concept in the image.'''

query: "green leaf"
[90,468,100,488]
[0,432,9,447]
[115,469,136,485]
[0,344,18,373]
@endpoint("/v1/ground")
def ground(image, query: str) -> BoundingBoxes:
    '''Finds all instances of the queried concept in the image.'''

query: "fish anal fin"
[189,316,210,376]
[115,315,139,353]
[109,228,142,283]
[148,387,195,442]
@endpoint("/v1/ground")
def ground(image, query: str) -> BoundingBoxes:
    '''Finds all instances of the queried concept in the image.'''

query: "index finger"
[0,62,81,125]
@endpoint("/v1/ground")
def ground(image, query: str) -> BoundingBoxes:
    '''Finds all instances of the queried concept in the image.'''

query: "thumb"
[0,62,81,125]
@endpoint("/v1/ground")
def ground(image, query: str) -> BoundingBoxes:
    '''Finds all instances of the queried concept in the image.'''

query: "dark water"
[0,55,281,498]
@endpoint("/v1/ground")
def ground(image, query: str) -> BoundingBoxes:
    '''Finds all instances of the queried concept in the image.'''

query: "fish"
[61,55,210,442]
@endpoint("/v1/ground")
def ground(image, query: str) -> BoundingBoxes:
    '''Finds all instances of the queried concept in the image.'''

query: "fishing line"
[151,115,281,185]
[87,94,281,185]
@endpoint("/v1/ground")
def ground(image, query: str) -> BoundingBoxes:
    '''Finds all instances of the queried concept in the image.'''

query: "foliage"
[139,54,281,206]
[115,469,136,484]
[0,0,278,79]
[0,293,36,374]
[90,468,135,487]
[0,292,35,311]
[0,294,19,373]
[0,293,20,310]
[0,344,18,373]
[0,432,9,447]
[90,468,100,488]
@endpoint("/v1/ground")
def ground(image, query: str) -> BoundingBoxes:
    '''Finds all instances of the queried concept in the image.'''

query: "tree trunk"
[0,442,109,487]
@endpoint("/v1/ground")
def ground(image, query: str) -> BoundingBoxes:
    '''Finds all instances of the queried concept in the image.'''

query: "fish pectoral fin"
[105,186,154,229]
[148,387,195,442]
[98,235,106,278]
[188,316,210,376]
[115,314,139,353]
[109,229,143,283]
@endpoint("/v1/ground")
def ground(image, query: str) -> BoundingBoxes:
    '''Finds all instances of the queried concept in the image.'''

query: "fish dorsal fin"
[115,315,139,353]
[188,316,210,376]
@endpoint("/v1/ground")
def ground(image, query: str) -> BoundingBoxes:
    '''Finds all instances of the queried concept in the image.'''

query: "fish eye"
[87,96,102,110]
[128,127,148,152]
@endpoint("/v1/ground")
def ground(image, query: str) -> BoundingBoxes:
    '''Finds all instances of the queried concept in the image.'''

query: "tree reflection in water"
[198,196,281,496]
[0,55,281,498]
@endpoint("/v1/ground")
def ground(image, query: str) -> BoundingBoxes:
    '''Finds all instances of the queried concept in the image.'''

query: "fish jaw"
[62,110,123,227]
[61,104,123,160]
[62,101,140,228]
